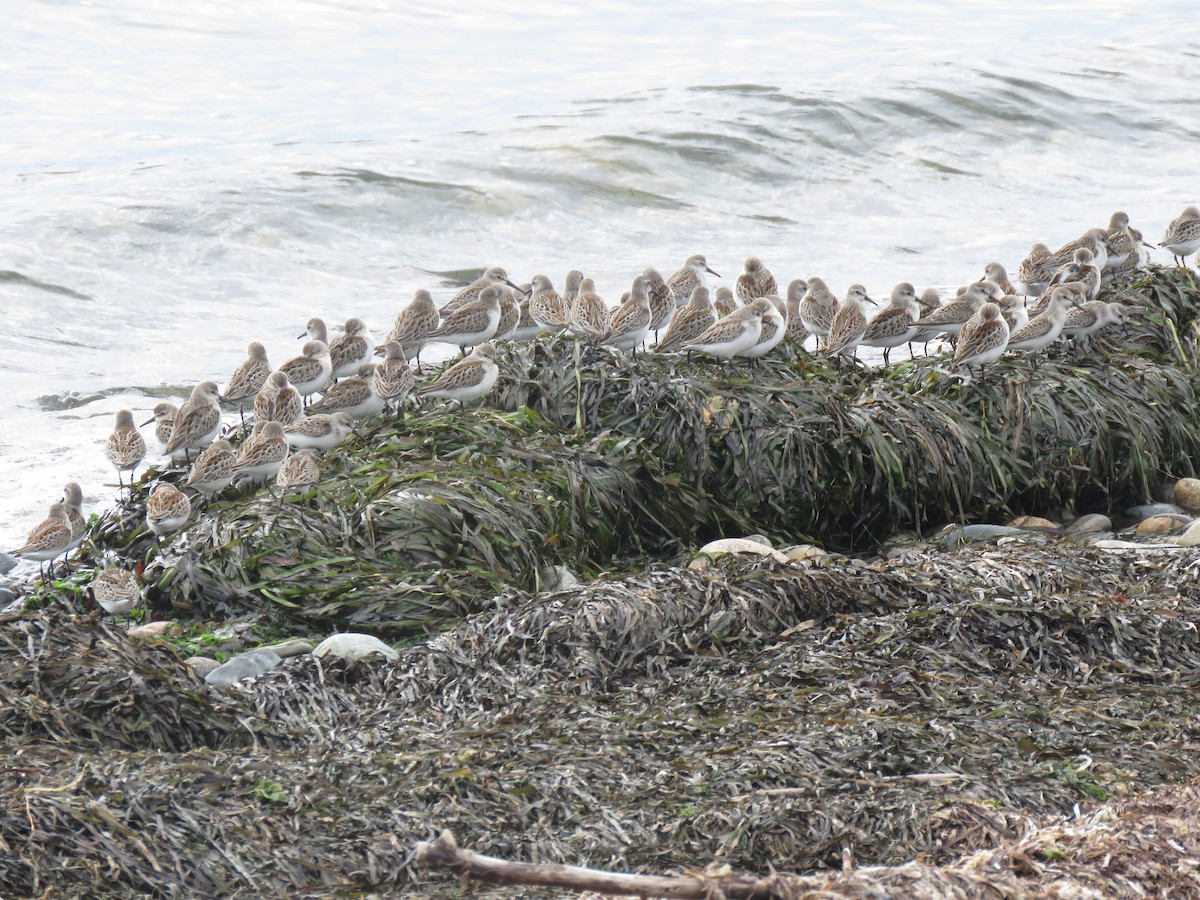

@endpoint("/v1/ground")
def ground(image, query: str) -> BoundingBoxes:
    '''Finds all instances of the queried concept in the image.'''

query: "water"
[2,0,1197,570]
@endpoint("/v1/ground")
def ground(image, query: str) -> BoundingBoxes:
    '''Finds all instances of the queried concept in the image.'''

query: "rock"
[1007,515,1059,530]
[1065,514,1112,535]
[205,649,283,689]
[1126,503,1185,520]
[782,544,827,562]
[743,534,773,547]
[1174,478,1200,513]
[1176,520,1200,547]
[689,538,789,571]
[261,638,314,659]
[1135,515,1190,535]
[313,633,399,663]
[538,565,579,593]
[0,552,17,576]
[128,620,181,640]
[185,656,220,679]
[939,524,1025,549]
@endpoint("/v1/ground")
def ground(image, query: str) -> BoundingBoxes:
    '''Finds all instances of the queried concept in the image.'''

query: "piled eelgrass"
[5,546,1200,896]
[72,265,1200,636]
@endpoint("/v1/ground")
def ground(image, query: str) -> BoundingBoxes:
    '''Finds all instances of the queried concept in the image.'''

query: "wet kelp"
[4,546,1200,896]
[81,265,1200,637]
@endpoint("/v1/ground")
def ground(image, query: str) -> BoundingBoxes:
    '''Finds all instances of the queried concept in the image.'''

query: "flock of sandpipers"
[9,205,1200,600]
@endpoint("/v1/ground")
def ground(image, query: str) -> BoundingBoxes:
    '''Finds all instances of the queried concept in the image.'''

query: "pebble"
[0,552,16,576]
[782,544,827,562]
[261,638,314,659]
[1173,478,1200,513]
[1007,515,1059,530]
[538,565,579,593]
[128,620,181,640]
[1135,515,1191,535]
[185,656,221,679]
[1126,503,1185,520]
[1065,514,1112,535]
[1176,520,1200,547]
[204,649,283,689]
[313,633,399,663]
[689,538,789,571]
[938,524,1025,549]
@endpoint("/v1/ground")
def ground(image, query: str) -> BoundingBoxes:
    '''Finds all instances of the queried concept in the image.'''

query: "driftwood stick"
[414,829,784,899]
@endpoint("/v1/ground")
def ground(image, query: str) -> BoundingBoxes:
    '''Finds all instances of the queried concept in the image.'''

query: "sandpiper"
[185,438,237,494]
[163,381,222,461]
[329,317,375,380]
[11,502,73,580]
[146,483,191,538]
[1063,300,1137,347]
[683,300,766,361]
[493,288,520,341]
[569,278,610,339]
[511,295,544,342]
[999,294,1029,334]
[734,273,759,305]
[666,254,719,307]
[427,284,502,353]
[139,403,177,453]
[417,342,500,409]
[282,412,356,452]
[62,482,86,552]
[528,274,570,332]
[783,279,809,345]
[1006,286,1078,354]
[276,447,321,494]
[1016,243,1054,296]
[441,267,522,318]
[646,271,677,337]
[982,263,1017,296]
[1059,247,1103,301]
[655,286,716,354]
[106,409,147,488]
[1103,211,1135,271]
[713,286,739,317]
[220,342,272,414]
[861,282,919,365]
[90,567,142,615]
[912,282,993,339]
[371,341,415,410]
[1045,228,1109,272]
[953,301,1010,374]
[1160,206,1200,266]
[743,256,777,299]
[382,289,439,370]
[300,317,328,343]
[234,420,291,480]
[307,365,384,419]
[256,371,304,426]
[823,285,876,359]
[741,297,787,363]
[600,275,653,352]
[279,341,333,400]
[799,276,838,350]
[561,270,584,310]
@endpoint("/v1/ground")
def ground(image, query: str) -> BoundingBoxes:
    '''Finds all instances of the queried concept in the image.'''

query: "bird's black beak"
[140,416,155,427]
[706,266,721,278]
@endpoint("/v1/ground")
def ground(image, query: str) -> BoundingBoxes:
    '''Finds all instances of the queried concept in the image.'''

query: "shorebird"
[233,420,290,481]
[90,567,142,616]
[279,341,333,401]
[1160,206,1200,266]
[185,438,237,495]
[655,286,716,355]
[11,502,73,580]
[163,381,222,462]
[823,285,877,360]
[666,254,720,307]
[220,342,271,419]
[600,275,653,352]
[861,282,919,365]
[1006,285,1078,355]
[741,297,787,364]
[328,317,375,380]
[953,301,1009,376]
[799,276,838,351]
[683,300,766,362]
[713,286,739,317]
[427,284,502,354]
[105,409,147,488]
[417,343,500,410]
[282,412,356,452]
[569,278,610,340]
[146,483,191,540]
[440,266,522,318]
[381,290,439,371]
[371,341,415,412]
[1016,242,1054,296]
[306,365,384,419]
[529,274,570,333]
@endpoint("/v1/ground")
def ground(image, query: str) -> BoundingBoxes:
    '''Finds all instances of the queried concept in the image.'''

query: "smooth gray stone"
[1126,503,1185,519]
[313,633,399,662]
[940,524,1025,549]
[204,649,282,689]
[1066,513,1113,534]
[185,656,221,679]
[261,638,314,659]
[0,553,16,576]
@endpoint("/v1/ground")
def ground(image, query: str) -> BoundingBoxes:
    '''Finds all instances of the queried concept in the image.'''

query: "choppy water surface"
[2,0,1197,567]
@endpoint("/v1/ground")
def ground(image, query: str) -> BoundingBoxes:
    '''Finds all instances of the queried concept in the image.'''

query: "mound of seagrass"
[4,549,1200,897]
[69,266,1200,638]
[0,602,286,752]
